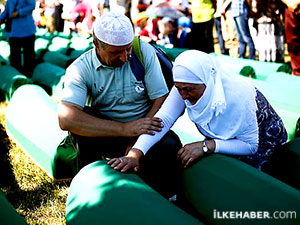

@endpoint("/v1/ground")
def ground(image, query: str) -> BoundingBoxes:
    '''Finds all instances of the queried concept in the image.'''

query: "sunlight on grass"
[0,101,69,225]
[0,101,7,126]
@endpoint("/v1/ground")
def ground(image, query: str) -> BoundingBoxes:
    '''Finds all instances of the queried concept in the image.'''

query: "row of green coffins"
[34,32,92,69]
[0,27,68,225]
[0,62,65,101]
[0,26,93,63]
[0,37,89,70]
[0,28,91,100]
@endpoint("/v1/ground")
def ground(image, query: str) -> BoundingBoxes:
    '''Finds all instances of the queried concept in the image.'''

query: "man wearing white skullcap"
[58,12,182,199]
[93,12,134,47]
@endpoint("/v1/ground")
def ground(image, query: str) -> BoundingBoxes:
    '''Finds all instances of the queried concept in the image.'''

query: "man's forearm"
[58,102,125,137]
[58,101,164,138]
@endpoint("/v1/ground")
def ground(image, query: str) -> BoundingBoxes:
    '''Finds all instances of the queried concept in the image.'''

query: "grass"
[0,102,69,225]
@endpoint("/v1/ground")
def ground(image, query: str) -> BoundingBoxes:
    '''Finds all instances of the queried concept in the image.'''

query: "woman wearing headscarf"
[0,0,36,78]
[109,50,287,172]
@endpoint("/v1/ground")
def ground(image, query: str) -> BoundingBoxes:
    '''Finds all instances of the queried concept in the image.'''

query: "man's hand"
[123,117,163,137]
[108,148,144,172]
[59,101,165,138]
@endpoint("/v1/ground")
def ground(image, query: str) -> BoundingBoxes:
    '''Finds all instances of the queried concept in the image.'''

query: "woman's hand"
[177,141,203,168]
[177,140,215,168]
[107,148,144,173]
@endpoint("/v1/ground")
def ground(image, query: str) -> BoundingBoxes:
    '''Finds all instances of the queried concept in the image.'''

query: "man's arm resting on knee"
[58,101,164,137]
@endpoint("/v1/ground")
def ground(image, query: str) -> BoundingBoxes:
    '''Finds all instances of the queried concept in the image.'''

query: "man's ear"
[93,39,98,47]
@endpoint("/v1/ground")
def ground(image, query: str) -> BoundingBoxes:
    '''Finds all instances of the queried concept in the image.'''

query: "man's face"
[94,39,133,67]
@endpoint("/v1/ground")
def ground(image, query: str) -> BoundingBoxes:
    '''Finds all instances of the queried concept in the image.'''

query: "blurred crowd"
[0,0,299,72]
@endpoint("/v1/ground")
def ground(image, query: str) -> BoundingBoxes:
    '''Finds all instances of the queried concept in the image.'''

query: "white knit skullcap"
[93,12,134,46]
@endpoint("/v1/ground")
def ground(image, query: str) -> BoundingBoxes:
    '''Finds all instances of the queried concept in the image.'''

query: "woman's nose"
[180,92,189,100]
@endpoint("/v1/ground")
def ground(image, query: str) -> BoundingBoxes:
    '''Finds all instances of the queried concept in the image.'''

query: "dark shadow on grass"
[0,123,17,188]
[4,179,71,212]
[0,90,5,102]
[0,119,71,216]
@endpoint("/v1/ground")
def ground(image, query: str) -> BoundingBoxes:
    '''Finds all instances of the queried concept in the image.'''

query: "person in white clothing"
[109,50,287,172]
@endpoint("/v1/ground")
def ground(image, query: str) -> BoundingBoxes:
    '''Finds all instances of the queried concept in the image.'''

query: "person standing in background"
[253,0,285,63]
[0,0,36,78]
[214,0,229,55]
[109,0,131,17]
[71,0,93,35]
[0,2,5,13]
[54,0,64,32]
[44,0,56,33]
[222,0,256,59]
[189,0,216,53]
[215,0,239,57]
[219,0,239,57]
[281,0,300,76]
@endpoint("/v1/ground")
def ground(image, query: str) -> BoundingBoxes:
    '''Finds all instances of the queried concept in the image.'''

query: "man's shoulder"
[140,41,156,56]
[69,48,95,69]
[77,48,94,62]
[138,41,160,68]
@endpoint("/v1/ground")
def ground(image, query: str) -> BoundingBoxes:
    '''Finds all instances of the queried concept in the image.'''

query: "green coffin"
[0,65,31,101]
[210,53,285,80]
[66,160,203,225]
[34,37,51,52]
[47,36,71,52]
[42,50,73,69]
[271,137,300,190]
[32,62,66,97]
[180,154,300,225]
[5,84,76,179]
[247,75,300,141]
[0,190,27,225]
[0,40,10,61]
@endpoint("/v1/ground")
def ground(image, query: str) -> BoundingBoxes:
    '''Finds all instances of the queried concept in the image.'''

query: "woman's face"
[175,82,206,105]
